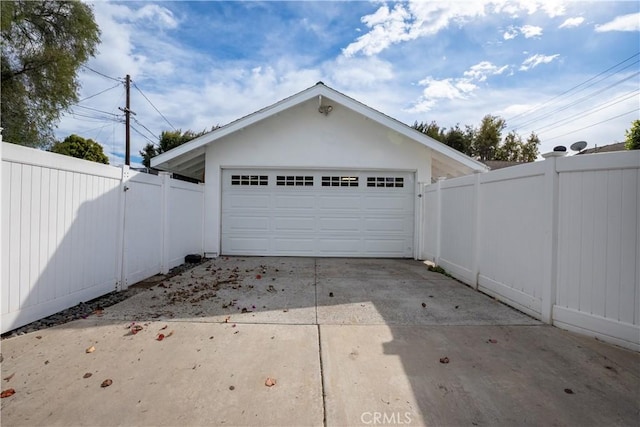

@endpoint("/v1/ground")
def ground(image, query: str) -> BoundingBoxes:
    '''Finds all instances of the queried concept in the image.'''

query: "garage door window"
[231,175,268,186]
[321,176,359,187]
[276,176,314,186]
[367,177,404,188]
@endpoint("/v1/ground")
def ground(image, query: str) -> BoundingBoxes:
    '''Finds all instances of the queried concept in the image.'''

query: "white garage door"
[221,169,415,257]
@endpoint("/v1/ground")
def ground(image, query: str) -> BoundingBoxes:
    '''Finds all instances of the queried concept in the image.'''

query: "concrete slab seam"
[317,324,327,427]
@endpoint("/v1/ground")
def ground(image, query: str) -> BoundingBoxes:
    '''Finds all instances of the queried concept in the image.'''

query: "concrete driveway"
[1,257,638,426]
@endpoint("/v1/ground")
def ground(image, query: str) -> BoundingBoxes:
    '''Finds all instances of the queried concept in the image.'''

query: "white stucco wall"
[203,97,433,256]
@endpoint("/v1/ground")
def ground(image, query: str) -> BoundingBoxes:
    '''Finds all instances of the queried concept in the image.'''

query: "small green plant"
[428,265,451,277]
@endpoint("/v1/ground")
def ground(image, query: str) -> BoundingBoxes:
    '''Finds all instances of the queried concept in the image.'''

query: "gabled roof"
[151,82,488,179]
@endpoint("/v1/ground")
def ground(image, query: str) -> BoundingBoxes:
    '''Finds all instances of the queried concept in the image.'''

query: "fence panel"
[1,143,122,332]
[438,175,476,283]
[123,171,163,287]
[477,163,546,317]
[554,152,639,348]
[167,179,204,270]
[421,184,439,261]
[422,150,640,350]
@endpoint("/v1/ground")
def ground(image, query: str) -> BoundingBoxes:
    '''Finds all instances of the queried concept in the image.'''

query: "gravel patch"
[1,260,206,339]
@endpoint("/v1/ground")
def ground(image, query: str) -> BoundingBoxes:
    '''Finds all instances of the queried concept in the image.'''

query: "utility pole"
[119,74,135,166]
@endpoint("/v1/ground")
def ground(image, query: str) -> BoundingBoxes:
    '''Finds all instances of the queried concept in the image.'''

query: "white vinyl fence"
[422,150,640,351]
[1,142,204,333]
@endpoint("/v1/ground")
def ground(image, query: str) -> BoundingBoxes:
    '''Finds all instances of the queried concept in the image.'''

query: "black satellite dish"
[570,141,587,152]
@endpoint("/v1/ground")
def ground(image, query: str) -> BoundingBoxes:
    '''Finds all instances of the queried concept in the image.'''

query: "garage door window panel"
[231,175,268,186]
[322,176,359,187]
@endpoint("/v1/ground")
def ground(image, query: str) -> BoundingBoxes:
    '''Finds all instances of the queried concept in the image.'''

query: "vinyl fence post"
[116,165,130,291]
[540,151,565,323]
[471,171,481,290]
[159,172,171,275]
[435,177,445,266]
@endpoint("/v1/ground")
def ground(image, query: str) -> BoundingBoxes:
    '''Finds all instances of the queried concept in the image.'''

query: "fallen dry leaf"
[265,377,276,387]
[36,336,42,339]
[421,303,426,308]
[256,274,262,279]
[83,373,93,379]
[564,388,574,394]
[224,316,231,323]
[3,373,15,382]
[329,292,334,297]
[160,325,168,330]
[439,357,450,364]
[157,334,165,341]
[487,338,498,344]
[1,389,16,398]
[101,379,113,388]
[166,331,174,338]
[86,346,96,354]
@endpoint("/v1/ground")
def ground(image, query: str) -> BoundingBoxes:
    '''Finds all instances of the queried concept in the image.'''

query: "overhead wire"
[534,89,640,134]
[130,124,158,145]
[132,82,177,131]
[511,68,639,130]
[542,108,639,142]
[506,52,640,124]
[81,65,123,83]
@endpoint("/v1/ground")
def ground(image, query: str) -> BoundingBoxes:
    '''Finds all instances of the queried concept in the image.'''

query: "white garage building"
[152,83,487,259]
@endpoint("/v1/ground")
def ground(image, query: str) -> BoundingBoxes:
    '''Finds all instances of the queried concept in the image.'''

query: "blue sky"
[56,1,640,166]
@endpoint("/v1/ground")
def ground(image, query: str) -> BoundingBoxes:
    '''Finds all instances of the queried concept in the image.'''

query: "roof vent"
[316,81,325,86]
[553,145,567,152]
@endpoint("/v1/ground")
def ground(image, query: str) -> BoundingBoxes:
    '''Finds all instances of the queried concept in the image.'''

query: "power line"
[130,124,157,145]
[132,116,158,141]
[535,90,640,134]
[513,71,640,130]
[132,82,177,131]
[506,52,640,124]
[74,82,122,104]
[82,65,123,82]
[543,108,639,142]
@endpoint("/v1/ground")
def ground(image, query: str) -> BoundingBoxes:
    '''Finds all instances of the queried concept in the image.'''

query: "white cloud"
[464,61,509,82]
[520,53,560,71]
[558,17,584,29]
[409,60,509,113]
[330,56,394,88]
[520,24,543,38]
[344,0,566,56]
[503,26,518,39]
[134,5,178,29]
[595,13,640,32]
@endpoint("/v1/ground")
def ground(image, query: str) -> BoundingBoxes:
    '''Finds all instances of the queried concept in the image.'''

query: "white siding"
[204,96,432,257]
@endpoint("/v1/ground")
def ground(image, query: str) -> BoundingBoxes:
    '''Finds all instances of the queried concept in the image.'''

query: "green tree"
[1,0,100,147]
[51,134,109,164]
[473,115,506,161]
[495,131,522,162]
[520,132,540,162]
[625,119,640,150]
[413,120,444,142]
[140,128,216,168]
[443,124,473,156]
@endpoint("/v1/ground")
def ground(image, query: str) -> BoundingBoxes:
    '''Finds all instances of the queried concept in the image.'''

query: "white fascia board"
[151,85,326,169]
[152,83,488,173]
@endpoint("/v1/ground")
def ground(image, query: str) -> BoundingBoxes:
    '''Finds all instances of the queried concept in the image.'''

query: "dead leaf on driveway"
[487,339,498,344]
[157,334,165,341]
[101,379,113,388]
[83,373,93,379]
[3,373,15,382]
[265,378,276,387]
[1,389,16,398]
[439,357,450,364]
[86,346,96,353]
